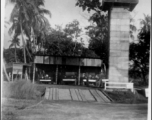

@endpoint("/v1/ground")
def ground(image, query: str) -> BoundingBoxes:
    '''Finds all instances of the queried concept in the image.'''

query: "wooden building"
[6,63,32,81]
[33,55,103,85]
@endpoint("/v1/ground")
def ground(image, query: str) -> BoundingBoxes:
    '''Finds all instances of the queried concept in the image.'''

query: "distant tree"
[86,14,108,62]
[81,47,99,58]
[43,25,84,56]
[3,48,24,63]
[76,0,109,70]
[64,20,82,38]
[129,14,151,85]
[37,22,98,58]
[76,0,102,13]
[64,20,82,55]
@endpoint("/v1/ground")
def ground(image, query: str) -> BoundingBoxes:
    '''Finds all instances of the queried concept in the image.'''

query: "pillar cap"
[102,0,139,11]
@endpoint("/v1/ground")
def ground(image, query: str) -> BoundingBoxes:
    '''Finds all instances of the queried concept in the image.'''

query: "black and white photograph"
[1,0,151,120]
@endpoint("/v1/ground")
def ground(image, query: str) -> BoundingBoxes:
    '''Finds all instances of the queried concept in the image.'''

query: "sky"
[2,0,151,48]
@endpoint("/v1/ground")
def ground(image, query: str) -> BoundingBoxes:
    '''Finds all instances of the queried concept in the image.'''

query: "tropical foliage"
[76,0,150,85]
[8,0,51,63]
[76,0,109,70]
[129,14,151,85]
[36,20,98,58]
[3,48,24,63]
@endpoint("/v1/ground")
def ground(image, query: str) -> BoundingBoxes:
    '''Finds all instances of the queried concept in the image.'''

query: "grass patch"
[104,90,148,104]
[2,81,47,100]
[2,110,18,120]
[9,80,41,100]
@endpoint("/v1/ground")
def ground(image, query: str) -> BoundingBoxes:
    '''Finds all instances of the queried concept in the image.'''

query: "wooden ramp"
[44,87,111,103]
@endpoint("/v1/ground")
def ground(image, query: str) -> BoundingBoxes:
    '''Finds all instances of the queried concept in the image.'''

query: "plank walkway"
[44,87,111,103]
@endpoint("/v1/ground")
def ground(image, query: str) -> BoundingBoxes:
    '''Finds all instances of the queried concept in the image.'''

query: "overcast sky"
[2,0,151,48]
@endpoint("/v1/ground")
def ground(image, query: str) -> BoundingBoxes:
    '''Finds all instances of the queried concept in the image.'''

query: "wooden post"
[78,58,81,85]
[21,73,23,80]
[32,64,36,84]
[104,82,107,90]
[56,65,58,84]
[3,59,10,82]
[12,73,14,81]
[78,66,81,85]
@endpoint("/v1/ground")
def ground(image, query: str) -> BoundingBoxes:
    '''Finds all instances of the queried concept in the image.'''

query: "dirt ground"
[2,98,148,120]
[2,82,148,120]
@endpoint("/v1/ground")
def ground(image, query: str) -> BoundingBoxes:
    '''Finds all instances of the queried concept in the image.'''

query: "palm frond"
[8,0,17,3]
[10,4,19,22]
[9,43,14,48]
[33,0,45,7]
[8,23,16,35]
[39,8,51,18]
[28,0,39,15]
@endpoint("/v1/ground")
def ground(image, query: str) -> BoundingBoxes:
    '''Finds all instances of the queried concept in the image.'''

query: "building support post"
[32,63,36,84]
[12,73,14,81]
[102,0,138,83]
[56,65,58,84]
[78,66,81,85]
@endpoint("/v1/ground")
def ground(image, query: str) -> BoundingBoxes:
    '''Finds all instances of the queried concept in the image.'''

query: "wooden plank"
[74,89,82,101]
[55,88,59,100]
[96,90,111,102]
[52,88,58,100]
[106,86,127,89]
[81,90,95,101]
[48,88,52,100]
[78,89,87,101]
[44,88,50,100]
[58,89,72,100]
[52,88,55,100]
[70,89,79,101]
[62,79,76,81]
[90,89,105,102]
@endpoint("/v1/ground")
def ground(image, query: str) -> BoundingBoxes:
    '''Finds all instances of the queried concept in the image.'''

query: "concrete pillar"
[109,7,130,82]
[102,0,138,83]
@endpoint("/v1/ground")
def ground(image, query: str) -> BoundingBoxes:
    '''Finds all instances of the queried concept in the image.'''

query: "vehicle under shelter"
[33,55,104,86]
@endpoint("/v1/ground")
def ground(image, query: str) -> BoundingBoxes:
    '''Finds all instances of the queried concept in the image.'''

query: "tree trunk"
[141,71,147,85]
[139,67,147,86]
[31,27,37,54]
[20,22,26,63]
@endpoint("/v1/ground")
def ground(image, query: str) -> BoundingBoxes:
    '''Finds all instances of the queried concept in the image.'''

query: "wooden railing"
[104,81,134,92]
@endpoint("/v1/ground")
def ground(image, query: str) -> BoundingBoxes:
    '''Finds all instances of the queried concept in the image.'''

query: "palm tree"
[8,0,51,63]
[130,18,137,40]
[8,0,30,63]
[9,37,20,63]
[140,14,151,33]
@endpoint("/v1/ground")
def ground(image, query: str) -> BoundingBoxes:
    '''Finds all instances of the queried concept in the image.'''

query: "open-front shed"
[33,55,104,85]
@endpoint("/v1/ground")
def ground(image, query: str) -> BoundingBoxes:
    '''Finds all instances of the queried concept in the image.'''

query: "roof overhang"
[102,0,139,11]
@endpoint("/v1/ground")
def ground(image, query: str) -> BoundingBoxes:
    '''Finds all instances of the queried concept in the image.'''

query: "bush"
[105,90,148,104]
[10,80,41,99]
